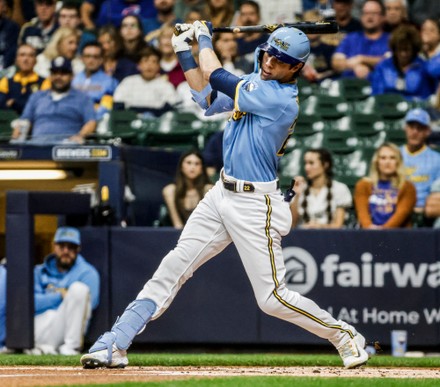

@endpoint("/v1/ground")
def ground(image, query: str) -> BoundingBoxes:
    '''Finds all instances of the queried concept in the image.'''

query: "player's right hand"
[172,23,194,53]
[193,20,213,42]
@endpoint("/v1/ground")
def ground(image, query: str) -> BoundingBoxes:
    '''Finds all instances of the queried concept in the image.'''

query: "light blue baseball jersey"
[401,145,440,207]
[206,72,299,182]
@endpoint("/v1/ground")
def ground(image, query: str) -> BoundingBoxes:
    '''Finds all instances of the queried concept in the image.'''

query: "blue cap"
[50,56,73,73]
[405,108,430,127]
[54,227,81,245]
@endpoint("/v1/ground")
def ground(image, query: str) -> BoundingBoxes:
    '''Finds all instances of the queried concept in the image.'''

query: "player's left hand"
[172,23,195,53]
[193,20,213,42]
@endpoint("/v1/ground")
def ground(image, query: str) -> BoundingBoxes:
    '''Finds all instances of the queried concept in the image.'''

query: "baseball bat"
[213,21,339,34]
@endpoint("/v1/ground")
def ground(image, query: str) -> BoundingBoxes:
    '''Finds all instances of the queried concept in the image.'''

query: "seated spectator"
[143,0,181,37]
[11,57,96,144]
[0,0,20,73]
[301,9,336,83]
[80,0,105,31]
[57,3,96,53]
[202,0,234,28]
[96,0,156,28]
[157,24,185,88]
[113,46,176,115]
[0,44,50,114]
[18,0,58,54]
[290,148,353,229]
[421,18,440,88]
[97,25,139,82]
[119,14,148,63]
[213,32,245,76]
[332,0,390,79]
[322,0,362,48]
[162,150,213,229]
[354,142,416,228]
[383,0,414,32]
[0,227,100,355]
[34,27,84,78]
[72,42,118,120]
[233,1,267,74]
[425,178,440,228]
[400,108,440,221]
[370,25,435,100]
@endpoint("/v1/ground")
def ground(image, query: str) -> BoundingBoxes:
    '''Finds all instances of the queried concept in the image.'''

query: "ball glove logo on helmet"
[253,27,310,73]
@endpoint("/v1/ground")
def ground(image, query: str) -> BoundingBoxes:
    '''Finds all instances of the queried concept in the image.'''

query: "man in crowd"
[0,227,100,355]
[0,44,50,113]
[11,56,96,143]
[72,42,118,120]
[331,0,389,78]
[18,0,58,54]
[400,108,440,226]
[0,0,20,73]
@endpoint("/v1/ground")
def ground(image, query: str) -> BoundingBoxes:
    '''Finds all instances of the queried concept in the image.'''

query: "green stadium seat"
[331,78,372,101]
[278,147,307,188]
[355,93,410,119]
[322,130,359,151]
[96,110,138,144]
[297,77,318,99]
[0,109,18,142]
[385,129,407,146]
[301,95,351,119]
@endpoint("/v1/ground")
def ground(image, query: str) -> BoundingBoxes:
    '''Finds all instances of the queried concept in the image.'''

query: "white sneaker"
[59,344,80,356]
[24,345,58,356]
[80,344,128,368]
[337,333,369,369]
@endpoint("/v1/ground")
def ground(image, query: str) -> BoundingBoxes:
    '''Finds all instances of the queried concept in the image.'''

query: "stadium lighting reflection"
[0,169,68,180]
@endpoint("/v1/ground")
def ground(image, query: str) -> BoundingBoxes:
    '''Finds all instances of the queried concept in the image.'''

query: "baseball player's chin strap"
[88,299,157,363]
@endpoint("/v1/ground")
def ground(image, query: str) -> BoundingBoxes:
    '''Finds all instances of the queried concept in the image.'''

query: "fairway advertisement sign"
[267,230,440,345]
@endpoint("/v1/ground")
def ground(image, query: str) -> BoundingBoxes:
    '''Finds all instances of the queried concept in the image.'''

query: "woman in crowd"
[34,27,83,77]
[354,142,416,229]
[162,150,213,229]
[370,24,434,100]
[119,14,148,63]
[97,25,138,83]
[290,148,352,229]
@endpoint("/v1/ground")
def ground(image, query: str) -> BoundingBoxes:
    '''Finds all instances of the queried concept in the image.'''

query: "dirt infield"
[1,366,440,386]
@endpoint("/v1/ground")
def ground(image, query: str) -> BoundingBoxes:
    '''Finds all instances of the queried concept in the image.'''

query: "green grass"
[1,352,440,368]
[53,378,440,387]
[2,353,440,387]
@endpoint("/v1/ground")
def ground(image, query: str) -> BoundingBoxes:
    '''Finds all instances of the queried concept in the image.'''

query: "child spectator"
[354,142,416,228]
[113,46,176,115]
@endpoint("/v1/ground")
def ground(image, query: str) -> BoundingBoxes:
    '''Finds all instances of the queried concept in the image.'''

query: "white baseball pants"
[34,282,92,352]
[137,180,357,347]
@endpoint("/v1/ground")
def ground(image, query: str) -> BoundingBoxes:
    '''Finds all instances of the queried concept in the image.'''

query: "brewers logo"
[272,37,290,51]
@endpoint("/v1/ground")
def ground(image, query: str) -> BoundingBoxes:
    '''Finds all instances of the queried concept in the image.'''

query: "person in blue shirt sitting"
[72,42,119,120]
[0,227,100,355]
[371,24,435,100]
[11,56,97,144]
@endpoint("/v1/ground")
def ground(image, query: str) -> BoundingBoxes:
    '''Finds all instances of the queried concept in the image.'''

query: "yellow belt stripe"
[264,195,354,339]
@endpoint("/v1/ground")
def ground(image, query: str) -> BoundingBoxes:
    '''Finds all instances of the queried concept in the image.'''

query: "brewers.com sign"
[52,145,112,161]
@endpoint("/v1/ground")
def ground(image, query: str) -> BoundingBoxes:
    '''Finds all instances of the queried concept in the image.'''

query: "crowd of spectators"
[0,0,440,230]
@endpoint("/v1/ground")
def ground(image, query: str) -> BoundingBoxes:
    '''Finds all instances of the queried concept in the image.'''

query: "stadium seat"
[96,110,139,144]
[301,95,351,119]
[322,130,359,151]
[330,78,372,101]
[0,109,18,142]
[297,77,317,99]
[385,129,407,146]
[278,147,307,188]
[355,93,410,119]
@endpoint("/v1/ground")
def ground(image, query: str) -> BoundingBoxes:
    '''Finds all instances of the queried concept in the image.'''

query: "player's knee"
[256,295,281,317]
[66,281,90,301]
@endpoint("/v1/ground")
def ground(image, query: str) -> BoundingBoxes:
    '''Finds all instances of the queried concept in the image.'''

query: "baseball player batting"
[81,21,369,369]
